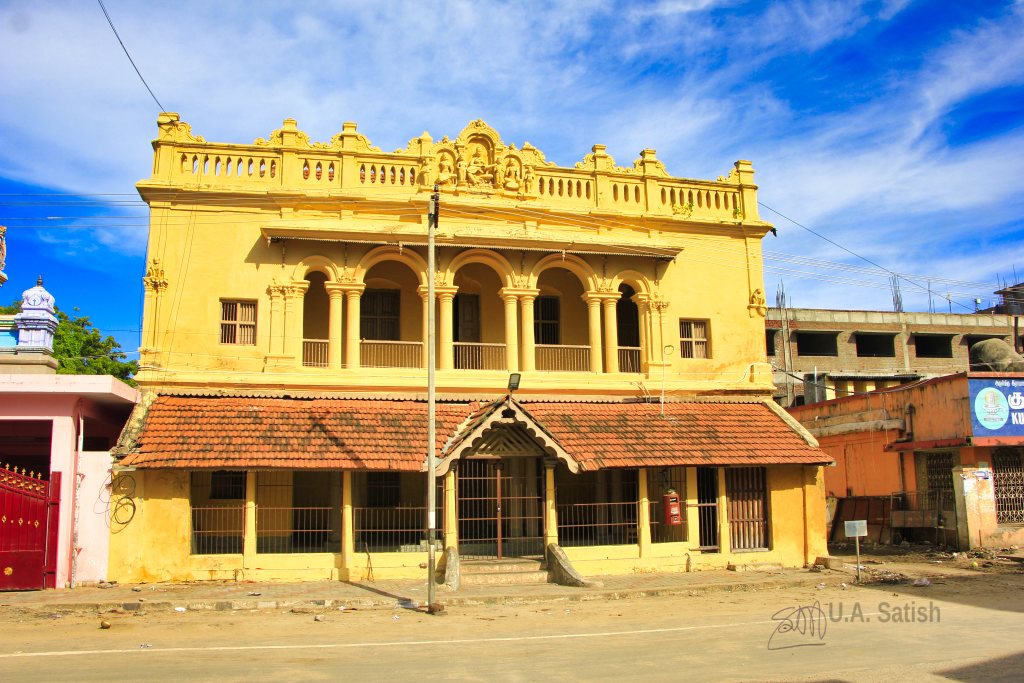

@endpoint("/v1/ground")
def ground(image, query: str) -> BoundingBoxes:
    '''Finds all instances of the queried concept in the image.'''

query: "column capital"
[324,282,348,299]
[499,287,540,299]
[583,290,620,304]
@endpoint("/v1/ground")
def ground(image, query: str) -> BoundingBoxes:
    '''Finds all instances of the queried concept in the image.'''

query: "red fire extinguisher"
[663,489,682,526]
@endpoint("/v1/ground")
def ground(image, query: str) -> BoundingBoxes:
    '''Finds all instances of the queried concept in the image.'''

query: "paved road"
[2,572,1022,682]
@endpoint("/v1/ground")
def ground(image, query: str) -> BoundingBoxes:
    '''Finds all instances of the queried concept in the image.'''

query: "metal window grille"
[993,449,1024,525]
[220,300,256,345]
[190,506,244,554]
[726,467,769,550]
[208,470,245,500]
[534,296,560,345]
[679,319,709,359]
[360,289,401,341]
[190,471,245,554]
[557,501,638,547]
[354,504,443,553]
[255,472,341,554]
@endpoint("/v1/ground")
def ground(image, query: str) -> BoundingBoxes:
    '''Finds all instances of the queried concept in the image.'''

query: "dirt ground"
[2,547,1023,682]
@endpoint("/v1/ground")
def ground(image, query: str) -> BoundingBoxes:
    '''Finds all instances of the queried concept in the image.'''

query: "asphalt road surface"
[2,571,1022,682]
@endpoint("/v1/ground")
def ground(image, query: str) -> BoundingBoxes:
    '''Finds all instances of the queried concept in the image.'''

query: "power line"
[96,0,166,111]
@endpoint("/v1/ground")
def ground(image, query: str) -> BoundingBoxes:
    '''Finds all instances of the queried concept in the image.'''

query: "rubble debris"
[912,577,932,587]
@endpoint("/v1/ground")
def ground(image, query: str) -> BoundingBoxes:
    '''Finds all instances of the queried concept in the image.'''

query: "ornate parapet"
[139,115,768,229]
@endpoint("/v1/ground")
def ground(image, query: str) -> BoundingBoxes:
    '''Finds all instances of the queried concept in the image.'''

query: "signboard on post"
[844,520,867,538]
[844,519,867,582]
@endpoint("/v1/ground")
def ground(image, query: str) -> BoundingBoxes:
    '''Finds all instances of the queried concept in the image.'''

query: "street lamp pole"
[426,183,439,613]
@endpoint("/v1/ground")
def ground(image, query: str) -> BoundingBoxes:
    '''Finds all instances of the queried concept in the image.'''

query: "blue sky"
[1,0,1023,354]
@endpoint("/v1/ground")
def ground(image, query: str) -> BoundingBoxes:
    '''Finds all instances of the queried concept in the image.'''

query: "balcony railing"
[190,505,244,555]
[535,344,590,372]
[302,339,329,367]
[354,505,443,553]
[556,501,639,547]
[454,342,506,370]
[618,347,642,373]
[360,340,423,368]
[256,506,339,554]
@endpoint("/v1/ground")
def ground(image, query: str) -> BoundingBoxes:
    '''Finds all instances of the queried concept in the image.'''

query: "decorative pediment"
[434,397,581,475]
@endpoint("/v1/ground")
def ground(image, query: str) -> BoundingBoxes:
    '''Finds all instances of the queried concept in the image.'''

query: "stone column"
[685,467,699,548]
[341,471,355,580]
[326,284,345,370]
[602,296,619,374]
[637,468,652,557]
[520,291,538,372]
[499,288,520,372]
[716,468,731,554]
[544,464,559,546]
[284,281,309,362]
[328,471,342,547]
[444,468,458,549]
[344,287,363,369]
[418,286,431,369]
[243,471,257,575]
[584,293,604,373]
[437,288,457,371]
[633,294,650,373]
[268,284,286,356]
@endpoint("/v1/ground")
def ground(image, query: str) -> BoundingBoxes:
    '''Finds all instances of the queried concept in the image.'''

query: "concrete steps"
[459,558,551,586]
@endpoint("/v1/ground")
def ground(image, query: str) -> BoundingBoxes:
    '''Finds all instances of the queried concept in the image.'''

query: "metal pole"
[855,535,861,583]
[426,183,439,612]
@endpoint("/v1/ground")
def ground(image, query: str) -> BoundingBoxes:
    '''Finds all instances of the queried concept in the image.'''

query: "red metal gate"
[1,465,61,591]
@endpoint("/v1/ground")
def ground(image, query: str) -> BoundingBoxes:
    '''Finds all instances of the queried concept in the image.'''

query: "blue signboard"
[969,378,1024,438]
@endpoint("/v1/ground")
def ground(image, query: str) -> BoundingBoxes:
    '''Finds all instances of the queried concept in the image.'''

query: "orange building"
[789,372,1024,549]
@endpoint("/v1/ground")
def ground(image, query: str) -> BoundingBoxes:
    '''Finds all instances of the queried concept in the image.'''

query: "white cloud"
[0,0,1021,317]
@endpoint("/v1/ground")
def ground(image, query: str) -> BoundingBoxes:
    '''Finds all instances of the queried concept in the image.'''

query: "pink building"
[0,278,137,590]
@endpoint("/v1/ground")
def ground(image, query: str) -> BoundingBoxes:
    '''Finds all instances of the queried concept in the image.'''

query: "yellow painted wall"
[135,116,772,396]
[111,465,826,583]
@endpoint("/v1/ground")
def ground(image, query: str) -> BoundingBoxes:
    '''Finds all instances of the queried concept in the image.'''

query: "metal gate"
[1,465,60,591]
[457,459,544,559]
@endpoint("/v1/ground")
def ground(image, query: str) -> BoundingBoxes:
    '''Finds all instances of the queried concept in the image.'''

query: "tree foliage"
[2,300,138,385]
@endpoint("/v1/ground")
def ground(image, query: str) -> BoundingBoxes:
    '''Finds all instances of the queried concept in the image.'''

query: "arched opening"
[302,271,329,367]
[617,284,642,373]
[534,267,588,372]
[360,260,423,368]
[452,262,506,370]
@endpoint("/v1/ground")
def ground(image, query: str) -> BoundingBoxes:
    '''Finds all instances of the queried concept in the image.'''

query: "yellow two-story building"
[109,114,830,584]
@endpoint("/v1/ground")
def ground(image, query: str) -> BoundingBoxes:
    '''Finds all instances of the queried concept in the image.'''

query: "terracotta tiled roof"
[121,396,473,471]
[121,396,831,470]
[523,401,829,468]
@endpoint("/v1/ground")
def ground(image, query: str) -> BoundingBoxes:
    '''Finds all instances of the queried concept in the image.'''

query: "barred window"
[367,472,401,508]
[208,470,246,500]
[679,319,709,358]
[220,300,256,345]
[535,296,560,345]
[360,289,401,341]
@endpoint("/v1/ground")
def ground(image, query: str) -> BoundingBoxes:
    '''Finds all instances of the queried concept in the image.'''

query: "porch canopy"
[117,395,832,470]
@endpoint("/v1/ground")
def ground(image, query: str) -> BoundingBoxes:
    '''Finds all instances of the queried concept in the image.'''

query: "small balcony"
[360,340,423,368]
[302,339,329,367]
[453,342,506,370]
[535,344,590,372]
[618,346,642,373]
